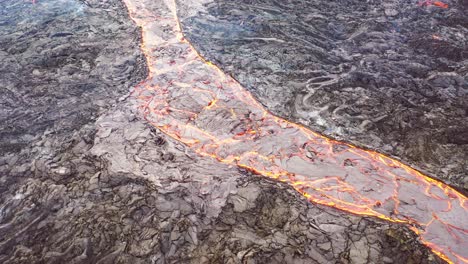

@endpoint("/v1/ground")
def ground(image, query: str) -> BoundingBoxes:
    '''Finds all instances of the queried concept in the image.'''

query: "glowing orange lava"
[419,0,449,8]
[433,1,449,8]
[122,0,467,263]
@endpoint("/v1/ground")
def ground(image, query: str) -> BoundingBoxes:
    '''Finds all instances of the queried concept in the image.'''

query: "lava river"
[122,0,467,263]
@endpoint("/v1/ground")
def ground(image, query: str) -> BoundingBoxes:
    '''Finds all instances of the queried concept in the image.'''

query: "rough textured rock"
[0,0,450,263]
[178,0,468,190]
[0,0,146,171]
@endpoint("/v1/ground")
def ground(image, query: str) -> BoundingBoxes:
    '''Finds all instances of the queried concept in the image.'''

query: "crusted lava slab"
[177,0,468,190]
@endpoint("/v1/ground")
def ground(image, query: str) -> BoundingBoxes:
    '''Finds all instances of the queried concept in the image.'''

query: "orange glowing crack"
[433,1,449,8]
[122,0,467,263]
[419,0,449,8]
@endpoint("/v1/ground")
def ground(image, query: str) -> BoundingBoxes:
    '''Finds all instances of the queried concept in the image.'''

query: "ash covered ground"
[0,0,455,263]
[178,0,468,190]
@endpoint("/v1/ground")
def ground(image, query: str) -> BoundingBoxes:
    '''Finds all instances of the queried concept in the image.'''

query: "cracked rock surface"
[0,0,447,263]
[178,0,468,190]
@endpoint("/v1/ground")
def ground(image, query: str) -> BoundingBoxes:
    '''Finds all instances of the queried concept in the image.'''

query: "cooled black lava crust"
[0,0,146,158]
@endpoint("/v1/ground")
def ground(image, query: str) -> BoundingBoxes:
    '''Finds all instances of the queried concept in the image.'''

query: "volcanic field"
[0,0,466,263]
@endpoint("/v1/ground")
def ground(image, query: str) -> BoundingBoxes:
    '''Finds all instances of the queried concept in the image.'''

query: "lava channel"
[122,0,468,263]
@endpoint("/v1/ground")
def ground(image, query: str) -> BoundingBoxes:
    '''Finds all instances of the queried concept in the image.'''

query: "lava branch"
[122,0,468,263]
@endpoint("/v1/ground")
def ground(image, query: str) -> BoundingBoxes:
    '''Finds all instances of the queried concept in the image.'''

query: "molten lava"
[419,0,449,8]
[122,0,467,263]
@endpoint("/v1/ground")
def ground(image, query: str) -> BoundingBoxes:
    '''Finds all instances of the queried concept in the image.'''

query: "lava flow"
[122,0,467,263]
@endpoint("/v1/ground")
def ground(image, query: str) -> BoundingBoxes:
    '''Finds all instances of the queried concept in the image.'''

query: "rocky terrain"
[0,0,456,263]
[178,0,468,190]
